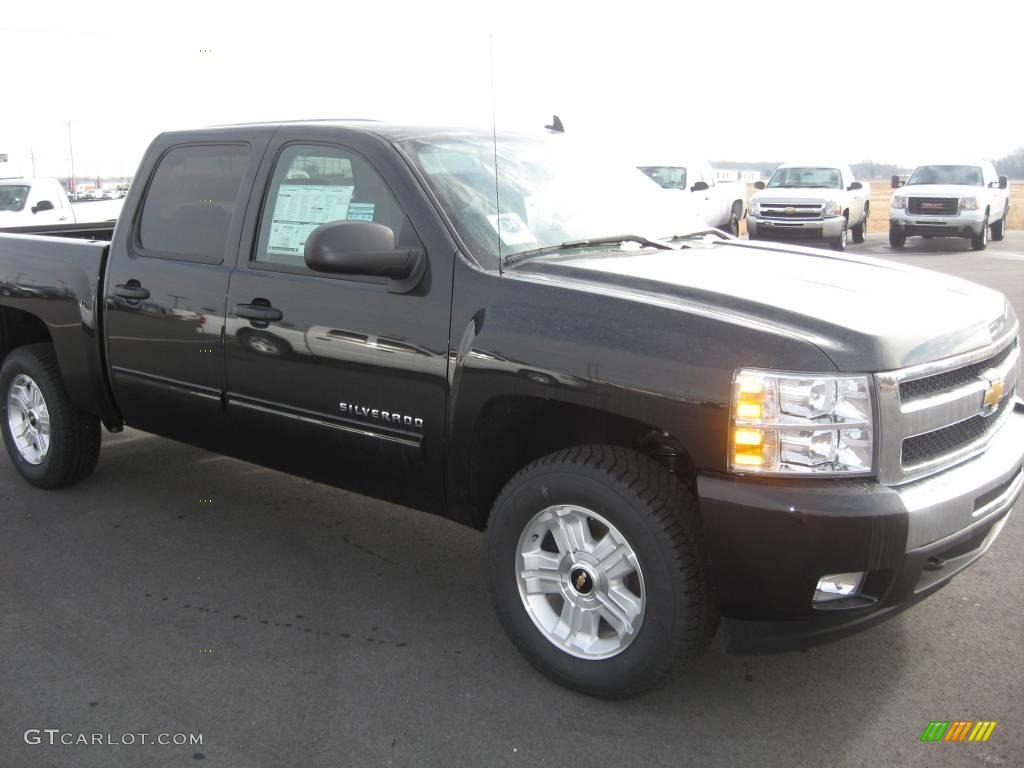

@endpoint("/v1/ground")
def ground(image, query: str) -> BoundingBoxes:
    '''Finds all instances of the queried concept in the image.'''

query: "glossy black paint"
[0,120,1010,634]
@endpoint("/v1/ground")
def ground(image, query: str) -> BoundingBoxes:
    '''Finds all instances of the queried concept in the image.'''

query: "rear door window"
[139,144,250,263]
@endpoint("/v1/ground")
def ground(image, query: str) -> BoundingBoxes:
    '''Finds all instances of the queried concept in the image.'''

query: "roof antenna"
[545,114,565,133]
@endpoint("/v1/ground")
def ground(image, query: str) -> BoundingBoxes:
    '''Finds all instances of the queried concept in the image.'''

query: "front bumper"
[889,207,986,238]
[698,398,1024,653]
[746,215,845,241]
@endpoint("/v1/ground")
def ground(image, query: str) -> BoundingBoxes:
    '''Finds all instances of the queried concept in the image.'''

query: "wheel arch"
[464,395,697,530]
[0,306,53,364]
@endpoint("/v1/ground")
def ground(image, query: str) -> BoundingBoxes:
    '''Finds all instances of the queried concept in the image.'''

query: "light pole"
[65,121,76,193]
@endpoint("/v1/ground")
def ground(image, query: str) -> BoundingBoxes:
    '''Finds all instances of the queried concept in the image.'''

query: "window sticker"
[486,212,536,246]
[347,202,376,221]
[267,184,355,256]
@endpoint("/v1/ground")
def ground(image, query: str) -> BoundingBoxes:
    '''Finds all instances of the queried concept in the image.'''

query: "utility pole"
[29,148,36,177]
[65,121,76,193]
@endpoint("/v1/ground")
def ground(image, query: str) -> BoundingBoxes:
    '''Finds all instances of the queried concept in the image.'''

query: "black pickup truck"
[1,121,1022,698]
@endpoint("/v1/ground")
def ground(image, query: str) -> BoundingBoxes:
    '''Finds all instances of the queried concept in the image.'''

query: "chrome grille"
[875,328,1020,485]
[759,203,822,219]
[908,197,959,216]
[900,339,1017,402]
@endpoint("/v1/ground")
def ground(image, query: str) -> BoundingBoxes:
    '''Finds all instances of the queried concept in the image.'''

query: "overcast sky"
[2,0,1021,178]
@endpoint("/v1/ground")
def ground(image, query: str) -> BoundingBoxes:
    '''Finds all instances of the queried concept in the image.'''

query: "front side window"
[139,144,250,262]
[254,144,411,271]
[906,165,983,187]
[767,167,843,189]
[0,185,30,212]
[638,166,688,190]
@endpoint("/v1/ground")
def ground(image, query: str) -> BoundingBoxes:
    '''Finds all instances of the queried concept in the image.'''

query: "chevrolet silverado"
[1,122,1021,698]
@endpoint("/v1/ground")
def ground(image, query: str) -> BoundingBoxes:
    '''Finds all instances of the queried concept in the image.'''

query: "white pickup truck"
[0,178,76,227]
[746,163,870,251]
[889,162,1010,251]
[637,160,746,235]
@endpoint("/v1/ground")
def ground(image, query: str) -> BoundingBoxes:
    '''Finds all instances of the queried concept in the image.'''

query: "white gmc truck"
[746,163,871,251]
[637,160,747,235]
[889,162,1010,251]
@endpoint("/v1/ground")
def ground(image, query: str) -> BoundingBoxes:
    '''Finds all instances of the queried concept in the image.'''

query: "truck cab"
[638,159,746,235]
[0,178,75,227]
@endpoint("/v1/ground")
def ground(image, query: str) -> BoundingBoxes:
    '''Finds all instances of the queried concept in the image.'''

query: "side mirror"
[690,181,710,192]
[890,175,903,189]
[998,176,1008,190]
[32,200,55,214]
[304,221,424,292]
[753,181,765,190]
[848,181,863,191]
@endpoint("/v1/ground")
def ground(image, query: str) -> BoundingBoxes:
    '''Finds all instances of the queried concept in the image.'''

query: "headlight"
[730,369,874,475]
[961,197,978,210]
[822,200,842,217]
[749,199,760,216]
[891,195,906,210]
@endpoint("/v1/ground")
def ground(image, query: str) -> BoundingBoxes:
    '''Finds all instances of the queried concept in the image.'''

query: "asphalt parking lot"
[1,233,1022,768]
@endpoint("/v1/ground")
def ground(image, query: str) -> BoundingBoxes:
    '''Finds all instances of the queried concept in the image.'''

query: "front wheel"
[991,209,1007,241]
[971,215,989,251]
[852,210,868,244]
[1,344,101,489]
[486,445,715,699]
[889,226,907,249]
[724,213,740,237]
[830,219,848,251]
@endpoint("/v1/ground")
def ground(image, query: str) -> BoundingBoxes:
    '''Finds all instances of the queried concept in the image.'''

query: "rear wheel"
[889,226,906,249]
[991,208,1007,241]
[852,209,868,244]
[1,344,101,489]
[971,215,989,251]
[486,445,715,698]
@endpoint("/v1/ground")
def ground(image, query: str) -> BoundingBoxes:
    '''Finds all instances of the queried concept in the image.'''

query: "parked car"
[637,159,746,235]
[1,122,1021,698]
[889,162,1010,251]
[0,178,76,227]
[747,163,871,251]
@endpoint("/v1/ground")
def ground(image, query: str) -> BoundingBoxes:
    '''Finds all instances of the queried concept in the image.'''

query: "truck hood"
[520,239,1014,371]
[895,184,985,199]
[751,187,846,205]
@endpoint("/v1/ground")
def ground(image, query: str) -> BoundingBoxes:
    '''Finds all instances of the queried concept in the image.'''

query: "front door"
[223,130,453,513]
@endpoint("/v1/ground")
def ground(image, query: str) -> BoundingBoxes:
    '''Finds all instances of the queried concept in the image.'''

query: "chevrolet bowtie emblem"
[784,207,796,214]
[982,377,1005,410]
[576,572,588,590]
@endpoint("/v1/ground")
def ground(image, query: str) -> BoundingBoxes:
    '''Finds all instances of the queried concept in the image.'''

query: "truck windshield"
[0,185,31,212]
[401,135,702,265]
[766,167,843,189]
[906,165,983,186]
[638,166,688,190]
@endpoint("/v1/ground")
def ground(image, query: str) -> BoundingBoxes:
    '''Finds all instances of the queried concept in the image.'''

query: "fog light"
[813,572,865,603]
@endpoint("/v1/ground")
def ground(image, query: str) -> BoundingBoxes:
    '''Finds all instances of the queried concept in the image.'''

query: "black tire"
[991,208,1007,241]
[725,213,740,237]
[889,226,906,249]
[0,344,101,489]
[852,209,868,244]
[971,215,989,251]
[486,445,715,699]
[830,218,848,251]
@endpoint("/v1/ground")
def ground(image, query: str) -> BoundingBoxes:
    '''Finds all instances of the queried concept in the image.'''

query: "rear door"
[222,127,453,513]
[104,129,273,451]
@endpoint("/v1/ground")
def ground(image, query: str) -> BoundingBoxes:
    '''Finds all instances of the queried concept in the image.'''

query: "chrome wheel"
[516,504,645,660]
[7,374,51,465]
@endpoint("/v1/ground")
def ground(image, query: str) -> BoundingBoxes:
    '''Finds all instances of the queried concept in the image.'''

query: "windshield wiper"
[663,229,728,242]
[503,234,673,267]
